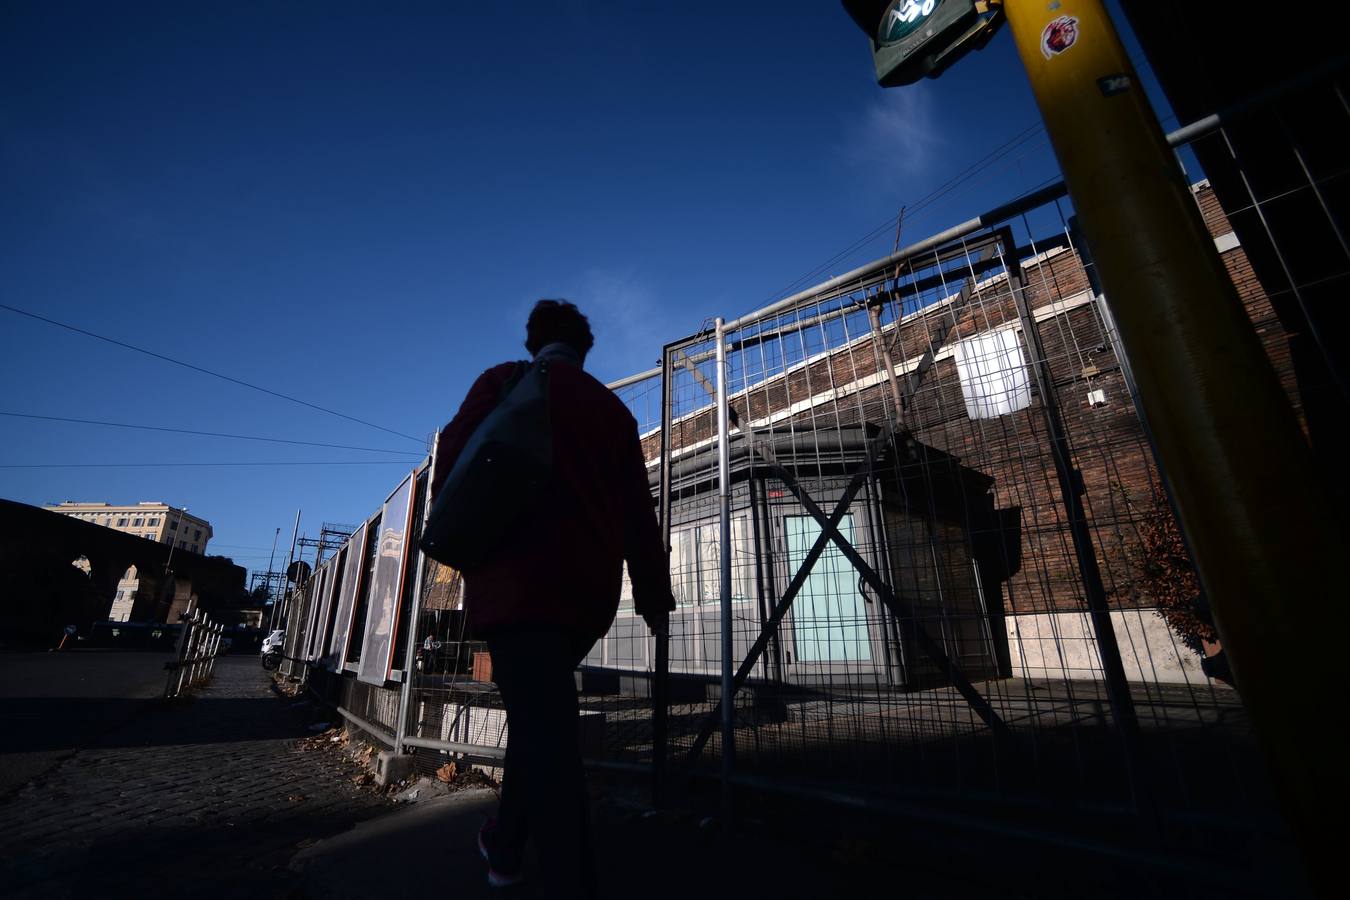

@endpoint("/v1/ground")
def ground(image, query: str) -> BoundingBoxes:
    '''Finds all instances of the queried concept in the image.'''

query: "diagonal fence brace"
[672,293,1013,765]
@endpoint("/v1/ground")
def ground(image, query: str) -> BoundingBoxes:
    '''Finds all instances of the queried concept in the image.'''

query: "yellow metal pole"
[1003,0,1346,887]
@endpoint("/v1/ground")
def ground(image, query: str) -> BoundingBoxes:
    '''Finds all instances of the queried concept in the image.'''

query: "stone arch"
[109,565,140,622]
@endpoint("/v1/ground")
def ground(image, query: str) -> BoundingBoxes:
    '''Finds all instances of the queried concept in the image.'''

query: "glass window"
[148,518,159,526]
[133,518,143,527]
[670,528,696,607]
[953,328,1031,420]
[618,563,634,610]
[785,515,872,663]
[191,544,198,553]
[117,518,128,527]
[668,517,753,608]
[169,521,177,530]
[194,528,201,540]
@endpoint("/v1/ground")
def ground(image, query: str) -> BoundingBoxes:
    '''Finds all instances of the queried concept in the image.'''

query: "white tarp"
[953,327,1032,420]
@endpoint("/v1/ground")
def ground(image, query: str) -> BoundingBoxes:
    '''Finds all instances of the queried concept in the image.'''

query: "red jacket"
[430,356,673,642]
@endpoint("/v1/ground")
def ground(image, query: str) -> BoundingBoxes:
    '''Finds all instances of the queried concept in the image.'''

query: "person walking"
[430,299,674,896]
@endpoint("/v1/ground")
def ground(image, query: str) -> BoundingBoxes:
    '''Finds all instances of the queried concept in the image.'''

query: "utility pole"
[278,509,301,629]
[263,526,282,631]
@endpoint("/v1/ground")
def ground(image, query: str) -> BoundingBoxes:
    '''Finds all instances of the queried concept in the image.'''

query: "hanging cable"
[0,460,413,469]
[0,411,423,456]
[0,302,424,444]
[762,123,1048,305]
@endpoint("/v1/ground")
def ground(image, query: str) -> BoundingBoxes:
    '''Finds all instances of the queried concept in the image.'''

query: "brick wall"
[642,185,1297,619]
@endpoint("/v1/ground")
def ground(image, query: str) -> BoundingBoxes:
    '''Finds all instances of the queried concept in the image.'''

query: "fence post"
[179,611,200,697]
[165,608,193,699]
[653,346,674,808]
[1000,230,1153,824]
[208,624,222,682]
[714,317,735,823]
[191,614,206,688]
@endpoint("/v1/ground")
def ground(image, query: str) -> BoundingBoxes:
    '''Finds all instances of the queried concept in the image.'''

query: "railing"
[163,608,224,699]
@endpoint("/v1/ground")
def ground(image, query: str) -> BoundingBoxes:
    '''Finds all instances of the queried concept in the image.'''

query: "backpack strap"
[496,360,530,402]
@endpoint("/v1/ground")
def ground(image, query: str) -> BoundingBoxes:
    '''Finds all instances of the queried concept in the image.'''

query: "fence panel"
[653,208,1272,829]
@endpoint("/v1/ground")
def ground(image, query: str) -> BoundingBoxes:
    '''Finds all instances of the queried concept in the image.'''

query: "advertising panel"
[357,474,414,685]
[327,522,368,668]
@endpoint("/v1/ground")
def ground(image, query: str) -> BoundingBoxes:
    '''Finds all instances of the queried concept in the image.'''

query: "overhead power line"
[0,460,413,469]
[0,302,424,445]
[0,411,424,456]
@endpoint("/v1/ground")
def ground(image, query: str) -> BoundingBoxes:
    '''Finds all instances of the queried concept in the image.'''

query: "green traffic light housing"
[841,0,1004,86]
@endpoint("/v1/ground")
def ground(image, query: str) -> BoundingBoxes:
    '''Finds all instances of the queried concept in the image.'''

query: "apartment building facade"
[44,501,212,554]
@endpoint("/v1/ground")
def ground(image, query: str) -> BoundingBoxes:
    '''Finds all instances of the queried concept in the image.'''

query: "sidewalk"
[0,652,1300,899]
[289,782,926,900]
[288,755,1306,900]
[0,655,390,899]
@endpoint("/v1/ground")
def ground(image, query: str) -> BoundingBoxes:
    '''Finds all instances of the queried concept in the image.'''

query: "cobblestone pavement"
[0,656,392,900]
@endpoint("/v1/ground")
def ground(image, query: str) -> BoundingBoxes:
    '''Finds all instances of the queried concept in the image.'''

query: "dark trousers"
[487,630,597,898]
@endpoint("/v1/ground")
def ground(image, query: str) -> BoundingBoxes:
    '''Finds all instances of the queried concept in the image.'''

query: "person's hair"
[525,299,594,359]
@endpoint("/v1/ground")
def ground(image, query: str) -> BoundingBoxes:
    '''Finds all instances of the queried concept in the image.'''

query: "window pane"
[669,529,697,608]
[618,562,634,610]
[785,515,871,663]
[731,516,754,603]
[697,523,720,605]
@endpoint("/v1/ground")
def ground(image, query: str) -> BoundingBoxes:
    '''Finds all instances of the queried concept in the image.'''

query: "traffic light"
[841,0,1003,86]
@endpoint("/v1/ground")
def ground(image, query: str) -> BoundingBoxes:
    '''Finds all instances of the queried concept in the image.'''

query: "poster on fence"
[301,566,327,662]
[422,560,464,611]
[327,522,367,669]
[358,473,414,685]
[307,562,337,662]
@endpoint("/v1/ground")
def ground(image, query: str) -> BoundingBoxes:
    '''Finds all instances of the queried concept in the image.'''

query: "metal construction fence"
[278,66,1345,871]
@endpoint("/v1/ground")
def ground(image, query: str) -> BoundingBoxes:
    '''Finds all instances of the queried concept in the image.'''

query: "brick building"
[589,181,1292,688]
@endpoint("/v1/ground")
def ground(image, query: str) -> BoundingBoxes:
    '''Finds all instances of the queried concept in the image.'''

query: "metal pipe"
[714,317,735,819]
[402,734,506,760]
[606,367,661,391]
[336,705,397,749]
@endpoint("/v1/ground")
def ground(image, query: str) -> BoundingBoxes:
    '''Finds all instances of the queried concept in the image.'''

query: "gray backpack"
[419,359,553,570]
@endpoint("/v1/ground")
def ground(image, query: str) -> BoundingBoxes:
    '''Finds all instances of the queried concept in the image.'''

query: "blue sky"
[1,2,1180,578]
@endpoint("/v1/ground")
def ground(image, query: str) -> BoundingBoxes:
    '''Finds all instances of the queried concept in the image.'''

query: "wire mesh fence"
[650,211,1276,826]
[269,69,1343,863]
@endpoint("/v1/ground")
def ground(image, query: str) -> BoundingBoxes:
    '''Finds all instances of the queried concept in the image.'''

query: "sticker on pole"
[1040,15,1079,58]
